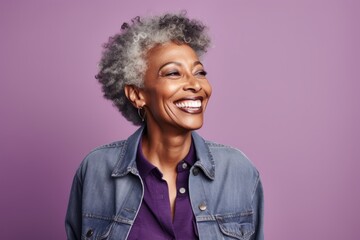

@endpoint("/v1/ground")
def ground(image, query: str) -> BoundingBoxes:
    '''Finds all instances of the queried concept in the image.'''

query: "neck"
[141,124,192,173]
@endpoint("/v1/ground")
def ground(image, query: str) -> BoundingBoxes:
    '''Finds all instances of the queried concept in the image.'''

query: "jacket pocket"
[215,211,254,240]
[81,215,114,240]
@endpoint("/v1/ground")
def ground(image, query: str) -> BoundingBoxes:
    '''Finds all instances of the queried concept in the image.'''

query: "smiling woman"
[65,12,264,240]
[126,42,212,134]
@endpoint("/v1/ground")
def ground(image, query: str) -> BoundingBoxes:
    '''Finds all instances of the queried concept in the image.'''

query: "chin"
[177,118,204,131]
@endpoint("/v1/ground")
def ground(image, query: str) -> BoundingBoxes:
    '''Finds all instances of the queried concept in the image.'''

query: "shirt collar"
[136,137,197,179]
[111,125,215,180]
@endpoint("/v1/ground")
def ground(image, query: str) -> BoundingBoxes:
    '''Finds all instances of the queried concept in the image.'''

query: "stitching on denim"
[215,211,255,239]
[113,215,133,224]
[196,215,216,222]
[123,207,137,213]
[205,140,228,148]
[82,213,133,225]
[91,140,126,153]
[219,225,255,240]
[215,210,254,219]
[82,213,113,221]
[207,141,248,157]
[205,140,250,159]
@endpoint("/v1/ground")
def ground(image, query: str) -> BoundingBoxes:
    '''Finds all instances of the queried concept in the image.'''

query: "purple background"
[1,0,359,239]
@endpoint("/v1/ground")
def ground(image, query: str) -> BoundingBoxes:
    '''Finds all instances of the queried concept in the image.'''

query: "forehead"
[146,42,199,64]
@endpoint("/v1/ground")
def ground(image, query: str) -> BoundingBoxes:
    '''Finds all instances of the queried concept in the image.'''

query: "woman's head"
[126,42,212,133]
[96,12,211,125]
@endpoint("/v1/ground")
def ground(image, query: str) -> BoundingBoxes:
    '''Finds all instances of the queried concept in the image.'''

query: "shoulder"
[87,140,127,157]
[76,140,127,178]
[205,139,259,177]
[85,140,126,162]
[200,138,261,198]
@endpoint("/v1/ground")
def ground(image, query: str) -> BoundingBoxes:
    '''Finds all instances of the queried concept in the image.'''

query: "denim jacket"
[65,127,264,240]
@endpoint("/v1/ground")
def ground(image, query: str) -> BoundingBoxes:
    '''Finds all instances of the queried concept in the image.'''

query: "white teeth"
[175,100,201,108]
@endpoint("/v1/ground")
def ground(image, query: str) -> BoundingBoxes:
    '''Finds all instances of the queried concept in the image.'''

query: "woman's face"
[142,42,212,133]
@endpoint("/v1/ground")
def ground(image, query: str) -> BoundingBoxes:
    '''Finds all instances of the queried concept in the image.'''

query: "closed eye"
[165,71,181,77]
[195,70,207,77]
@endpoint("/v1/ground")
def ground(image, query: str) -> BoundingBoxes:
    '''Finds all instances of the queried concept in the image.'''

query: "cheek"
[142,88,162,111]
[146,85,176,108]
[159,82,182,99]
[204,81,212,98]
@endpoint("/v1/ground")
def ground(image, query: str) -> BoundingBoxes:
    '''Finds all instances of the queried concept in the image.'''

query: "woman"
[66,12,263,240]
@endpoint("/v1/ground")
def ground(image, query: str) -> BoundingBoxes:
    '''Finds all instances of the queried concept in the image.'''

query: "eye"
[165,71,181,77]
[195,70,207,78]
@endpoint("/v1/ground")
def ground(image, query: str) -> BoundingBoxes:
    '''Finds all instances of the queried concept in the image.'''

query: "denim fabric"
[65,126,264,240]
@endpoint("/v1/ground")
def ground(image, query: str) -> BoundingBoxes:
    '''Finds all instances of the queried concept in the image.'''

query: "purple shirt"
[127,140,198,240]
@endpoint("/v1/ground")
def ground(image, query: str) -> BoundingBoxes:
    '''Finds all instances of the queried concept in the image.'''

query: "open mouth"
[174,98,203,114]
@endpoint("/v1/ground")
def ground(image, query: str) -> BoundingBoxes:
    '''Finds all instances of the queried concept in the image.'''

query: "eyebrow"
[158,61,203,72]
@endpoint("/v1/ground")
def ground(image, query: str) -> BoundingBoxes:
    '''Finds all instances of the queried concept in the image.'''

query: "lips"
[174,97,204,114]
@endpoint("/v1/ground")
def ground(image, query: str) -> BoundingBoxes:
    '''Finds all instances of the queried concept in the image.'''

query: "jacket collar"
[111,125,215,180]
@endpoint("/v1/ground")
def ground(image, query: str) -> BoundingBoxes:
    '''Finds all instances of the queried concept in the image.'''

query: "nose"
[184,74,202,92]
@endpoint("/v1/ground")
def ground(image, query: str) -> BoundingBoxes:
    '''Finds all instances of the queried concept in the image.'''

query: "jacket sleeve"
[65,170,83,240]
[252,175,264,240]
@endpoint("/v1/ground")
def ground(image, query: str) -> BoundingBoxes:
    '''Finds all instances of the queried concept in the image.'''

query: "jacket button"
[198,202,207,211]
[86,229,94,238]
[192,168,199,176]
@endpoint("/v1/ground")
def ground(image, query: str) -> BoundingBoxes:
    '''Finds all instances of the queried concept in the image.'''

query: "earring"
[137,107,146,122]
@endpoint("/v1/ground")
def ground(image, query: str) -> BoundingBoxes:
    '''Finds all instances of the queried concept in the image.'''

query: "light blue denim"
[65,126,264,240]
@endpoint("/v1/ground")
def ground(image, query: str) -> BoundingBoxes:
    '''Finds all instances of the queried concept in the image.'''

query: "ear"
[124,85,146,108]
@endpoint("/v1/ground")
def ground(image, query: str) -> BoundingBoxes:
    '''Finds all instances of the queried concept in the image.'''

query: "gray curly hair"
[95,12,211,125]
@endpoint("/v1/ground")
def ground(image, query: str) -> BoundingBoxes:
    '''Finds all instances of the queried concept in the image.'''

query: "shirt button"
[86,228,94,237]
[179,187,186,194]
[182,162,188,169]
[198,202,207,211]
[192,168,199,176]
